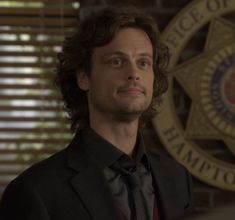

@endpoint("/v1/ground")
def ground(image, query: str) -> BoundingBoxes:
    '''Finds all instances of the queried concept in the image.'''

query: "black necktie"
[112,157,147,220]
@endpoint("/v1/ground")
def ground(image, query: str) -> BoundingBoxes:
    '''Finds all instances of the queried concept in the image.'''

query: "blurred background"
[0,0,234,219]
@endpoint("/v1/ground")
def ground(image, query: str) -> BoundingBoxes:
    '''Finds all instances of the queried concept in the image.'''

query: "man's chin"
[115,108,147,122]
[120,103,149,115]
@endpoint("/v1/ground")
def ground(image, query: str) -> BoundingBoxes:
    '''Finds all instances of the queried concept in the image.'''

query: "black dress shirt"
[81,127,155,220]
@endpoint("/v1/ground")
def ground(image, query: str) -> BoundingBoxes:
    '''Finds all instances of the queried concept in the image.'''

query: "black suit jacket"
[0,132,194,220]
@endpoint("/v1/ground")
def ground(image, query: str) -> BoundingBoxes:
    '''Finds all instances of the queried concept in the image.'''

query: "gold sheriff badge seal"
[153,0,235,191]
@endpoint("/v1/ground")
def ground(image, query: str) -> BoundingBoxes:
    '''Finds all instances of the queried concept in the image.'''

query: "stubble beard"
[88,89,152,123]
[111,98,152,123]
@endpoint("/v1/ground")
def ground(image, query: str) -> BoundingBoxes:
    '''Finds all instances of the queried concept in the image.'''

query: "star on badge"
[173,18,235,156]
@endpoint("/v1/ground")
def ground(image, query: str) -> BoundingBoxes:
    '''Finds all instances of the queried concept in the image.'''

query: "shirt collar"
[81,126,150,171]
[131,133,151,171]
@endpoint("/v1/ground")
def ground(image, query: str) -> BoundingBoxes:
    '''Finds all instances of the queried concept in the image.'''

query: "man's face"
[78,27,154,122]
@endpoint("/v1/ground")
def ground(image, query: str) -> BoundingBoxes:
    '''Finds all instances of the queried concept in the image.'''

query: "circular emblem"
[201,44,235,135]
[152,0,235,191]
[223,66,235,106]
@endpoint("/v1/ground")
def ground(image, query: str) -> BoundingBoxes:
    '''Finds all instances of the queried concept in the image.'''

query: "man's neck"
[89,117,139,156]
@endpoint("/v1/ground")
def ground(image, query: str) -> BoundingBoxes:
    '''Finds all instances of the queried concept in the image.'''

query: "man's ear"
[76,71,90,91]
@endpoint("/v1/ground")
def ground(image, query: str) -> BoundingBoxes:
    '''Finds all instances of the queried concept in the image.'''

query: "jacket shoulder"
[148,149,188,173]
[4,147,71,195]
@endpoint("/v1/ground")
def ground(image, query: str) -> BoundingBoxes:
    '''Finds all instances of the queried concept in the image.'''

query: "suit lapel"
[66,133,122,220]
[148,152,191,220]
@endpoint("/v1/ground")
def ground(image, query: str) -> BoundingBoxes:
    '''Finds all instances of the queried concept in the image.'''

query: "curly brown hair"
[55,6,169,132]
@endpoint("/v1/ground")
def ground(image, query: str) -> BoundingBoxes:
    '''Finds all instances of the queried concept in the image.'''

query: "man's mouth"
[118,87,145,96]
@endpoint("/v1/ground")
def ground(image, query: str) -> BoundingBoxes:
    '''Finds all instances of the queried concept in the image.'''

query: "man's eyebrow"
[102,51,128,57]
[102,51,153,58]
[138,53,153,58]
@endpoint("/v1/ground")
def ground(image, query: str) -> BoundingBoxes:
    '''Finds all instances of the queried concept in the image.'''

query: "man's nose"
[127,63,140,81]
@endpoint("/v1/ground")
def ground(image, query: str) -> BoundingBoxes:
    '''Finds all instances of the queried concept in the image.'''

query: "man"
[0,7,194,220]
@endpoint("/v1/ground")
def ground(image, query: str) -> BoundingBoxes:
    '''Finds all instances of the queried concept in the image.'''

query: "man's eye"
[109,58,123,67]
[138,59,152,69]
